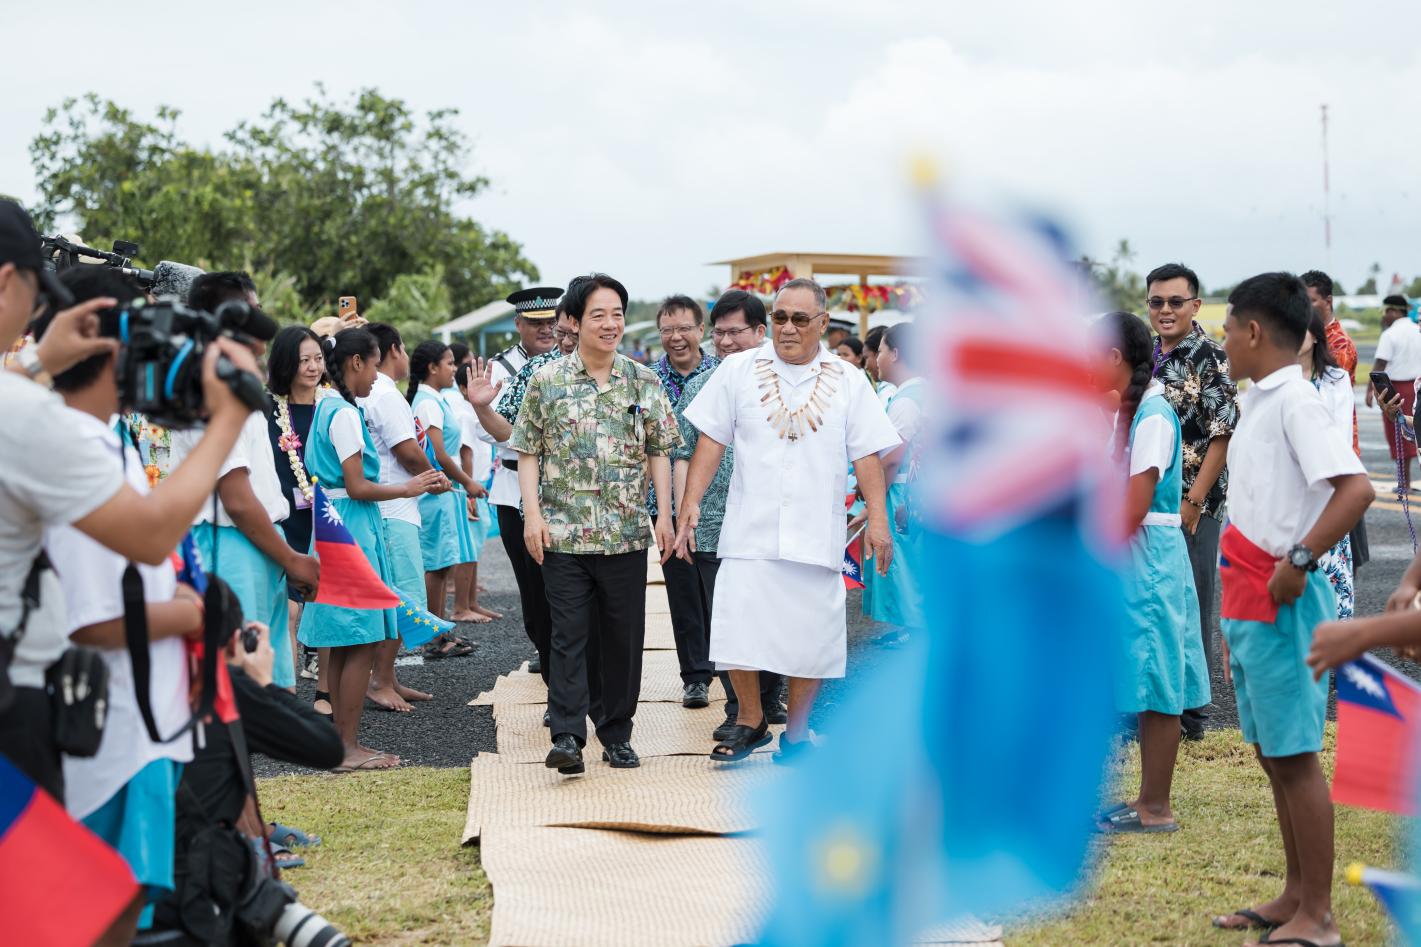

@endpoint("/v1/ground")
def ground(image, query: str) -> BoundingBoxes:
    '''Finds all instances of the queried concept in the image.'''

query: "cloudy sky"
[3,1,1418,303]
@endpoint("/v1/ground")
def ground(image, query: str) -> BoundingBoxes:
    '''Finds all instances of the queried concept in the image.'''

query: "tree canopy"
[29,87,536,325]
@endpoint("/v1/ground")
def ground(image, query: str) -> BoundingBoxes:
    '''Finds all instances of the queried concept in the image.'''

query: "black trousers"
[656,516,714,686]
[543,549,647,745]
[693,552,782,717]
[497,503,551,684]
[0,686,62,801]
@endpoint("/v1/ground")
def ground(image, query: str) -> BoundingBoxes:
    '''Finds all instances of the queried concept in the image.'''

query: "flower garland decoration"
[273,394,314,503]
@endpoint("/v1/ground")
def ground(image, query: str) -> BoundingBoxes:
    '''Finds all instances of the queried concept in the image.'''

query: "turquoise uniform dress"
[412,387,476,571]
[1117,391,1212,715]
[194,522,292,687]
[863,381,925,629]
[297,397,398,647]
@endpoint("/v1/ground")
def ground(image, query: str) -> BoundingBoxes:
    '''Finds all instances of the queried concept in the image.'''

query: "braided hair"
[324,328,377,405]
[406,340,451,406]
[1097,311,1153,460]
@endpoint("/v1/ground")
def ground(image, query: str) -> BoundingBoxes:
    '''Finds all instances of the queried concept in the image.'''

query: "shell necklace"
[273,394,314,503]
[756,357,842,441]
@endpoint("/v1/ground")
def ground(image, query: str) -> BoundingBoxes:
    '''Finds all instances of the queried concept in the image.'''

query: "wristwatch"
[1286,544,1319,572]
[14,345,52,389]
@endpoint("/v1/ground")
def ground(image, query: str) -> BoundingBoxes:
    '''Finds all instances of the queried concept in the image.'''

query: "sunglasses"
[1146,296,1198,311]
[770,310,825,328]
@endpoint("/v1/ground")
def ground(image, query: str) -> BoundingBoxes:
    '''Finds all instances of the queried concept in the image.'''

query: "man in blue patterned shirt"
[647,296,719,709]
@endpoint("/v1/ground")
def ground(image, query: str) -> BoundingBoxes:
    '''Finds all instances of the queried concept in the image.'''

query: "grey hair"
[774,277,827,312]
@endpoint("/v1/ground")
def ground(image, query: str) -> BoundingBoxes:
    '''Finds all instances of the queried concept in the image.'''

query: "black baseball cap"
[1383,294,1410,310]
[0,200,73,308]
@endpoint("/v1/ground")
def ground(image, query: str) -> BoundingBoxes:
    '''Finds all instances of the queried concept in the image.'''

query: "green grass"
[1010,726,1400,945]
[257,767,489,945]
[257,728,1400,945]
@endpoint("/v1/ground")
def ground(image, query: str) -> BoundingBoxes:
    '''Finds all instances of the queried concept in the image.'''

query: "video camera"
[39,234,205,302]
[112,297,270,428]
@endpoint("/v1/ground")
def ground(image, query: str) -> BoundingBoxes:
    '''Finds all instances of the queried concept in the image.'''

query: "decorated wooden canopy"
[712,252,927,337]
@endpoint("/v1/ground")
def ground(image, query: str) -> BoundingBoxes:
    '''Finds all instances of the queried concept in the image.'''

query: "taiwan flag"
[312,481,401,610]
[1333,654,1421,815]
[0,755,139,945]
[843,529,866,590]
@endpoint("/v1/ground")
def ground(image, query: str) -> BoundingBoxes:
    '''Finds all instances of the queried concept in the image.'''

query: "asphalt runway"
[256,389,1421,775]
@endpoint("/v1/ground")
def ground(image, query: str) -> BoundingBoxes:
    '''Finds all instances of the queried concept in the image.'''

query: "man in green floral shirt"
[509,273,680,775]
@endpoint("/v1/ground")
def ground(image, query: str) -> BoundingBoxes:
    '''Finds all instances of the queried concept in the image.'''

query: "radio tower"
[1320,103,1332,269]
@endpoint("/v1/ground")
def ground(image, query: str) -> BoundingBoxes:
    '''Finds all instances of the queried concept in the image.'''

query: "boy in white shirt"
[1211,272,1373,946]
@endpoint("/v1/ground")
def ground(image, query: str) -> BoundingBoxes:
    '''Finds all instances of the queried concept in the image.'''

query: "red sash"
[1219,523,1280,623]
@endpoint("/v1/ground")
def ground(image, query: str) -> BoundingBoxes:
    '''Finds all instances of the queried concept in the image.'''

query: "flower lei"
[273,394,314,503]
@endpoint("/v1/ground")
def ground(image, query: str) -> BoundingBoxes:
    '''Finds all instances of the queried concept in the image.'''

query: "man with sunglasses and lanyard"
[1145,262,1238,742]
[674,278,899,764]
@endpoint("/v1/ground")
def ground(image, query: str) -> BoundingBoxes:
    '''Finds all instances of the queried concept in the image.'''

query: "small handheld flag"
[311,481,401,610]
[1333,654,1421,815]
[1347,863,1421,941]
[843,525,866,590]
[0,755,139,946]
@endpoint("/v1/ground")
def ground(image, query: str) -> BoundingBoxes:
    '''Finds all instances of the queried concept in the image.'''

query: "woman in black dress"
[266,326,329,712]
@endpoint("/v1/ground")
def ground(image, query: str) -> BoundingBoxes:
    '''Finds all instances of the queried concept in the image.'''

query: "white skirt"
[710,557,847,679]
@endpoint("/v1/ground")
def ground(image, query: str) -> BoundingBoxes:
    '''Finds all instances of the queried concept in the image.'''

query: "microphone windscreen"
[151,261,204,301]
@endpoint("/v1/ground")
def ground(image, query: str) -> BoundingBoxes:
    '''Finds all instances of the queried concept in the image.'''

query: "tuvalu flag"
[1333,653,1421,815]
[312,481,401,610]
[1347,863,1421,942]
[0,754,139,945]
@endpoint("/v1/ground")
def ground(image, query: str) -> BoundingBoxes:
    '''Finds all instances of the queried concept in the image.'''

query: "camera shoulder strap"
[9,550,51,643]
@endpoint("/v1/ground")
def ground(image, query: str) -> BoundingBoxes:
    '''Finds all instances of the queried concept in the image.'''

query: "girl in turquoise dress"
[406,342,482,633]
[299,329,444,771]
[860,323,925,633]
[1093,312,1209,834]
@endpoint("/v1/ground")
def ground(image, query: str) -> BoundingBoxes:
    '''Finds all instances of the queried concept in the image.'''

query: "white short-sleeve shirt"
[170,409,290,527]
[328,408,367,462]
[45,409,193,819]
[357,373,420,526]
[683,341,901,570]
[0,374,127,682]
[1227,364,1366,556]
[1314,368,1355,456]
[1376,318,1421,381]
[1128,384,1176,478]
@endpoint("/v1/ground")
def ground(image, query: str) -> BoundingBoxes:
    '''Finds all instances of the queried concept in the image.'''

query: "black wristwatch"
[1286,544,1319,572]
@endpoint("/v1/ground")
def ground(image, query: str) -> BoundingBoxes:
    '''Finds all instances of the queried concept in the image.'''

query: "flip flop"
[1096,807,1178,834]
[269,823,322,848]
[1211,908,1281,932]
[1095,801,1131,823]
[270,843,306,870]
[333,753,399,774]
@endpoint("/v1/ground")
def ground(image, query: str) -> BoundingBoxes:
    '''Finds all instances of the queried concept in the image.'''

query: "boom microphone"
[151,260,205,301]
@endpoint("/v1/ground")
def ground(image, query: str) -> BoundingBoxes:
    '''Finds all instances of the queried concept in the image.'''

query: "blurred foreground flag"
[1347,863,1421,942]
[759,169,1121,945]
[1333,654,1421,815]
[0,754,138,945]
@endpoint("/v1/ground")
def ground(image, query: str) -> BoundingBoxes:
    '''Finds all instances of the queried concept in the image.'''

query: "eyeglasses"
[711,325,755,341]
[1146,296,1198,311]
[658,325,700,338]
[770,310,825,328]
[554,329,578,342]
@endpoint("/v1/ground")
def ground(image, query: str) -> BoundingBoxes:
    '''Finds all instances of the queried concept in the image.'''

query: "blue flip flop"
[270,823,322,848]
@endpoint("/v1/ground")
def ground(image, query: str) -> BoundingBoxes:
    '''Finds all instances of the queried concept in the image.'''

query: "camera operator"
[33,265,206,939]
[0,200,259,798]
[149,621,346,946]
[169,272,320,691]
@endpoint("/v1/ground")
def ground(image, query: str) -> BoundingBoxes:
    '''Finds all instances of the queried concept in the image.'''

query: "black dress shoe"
[545,734,583,774]
[602,742,640,768]
[528,654,542,675]
[682,682,710,709]
[542,710,550,727]
[765,701,788,725]
[712,713,738,742]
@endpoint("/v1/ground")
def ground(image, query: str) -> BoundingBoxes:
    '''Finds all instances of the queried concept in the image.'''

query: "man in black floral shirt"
[1146,262,1238,739]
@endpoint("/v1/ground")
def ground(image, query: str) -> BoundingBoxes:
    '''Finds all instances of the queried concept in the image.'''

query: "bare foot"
[336,749,399,772]
[313,696,333,716]
[366,685,413,713]
[1212,894,1298,931]
[451,609,493,623]
[395,681,434,702]
[358,743,401,765]
[473,604,504,620]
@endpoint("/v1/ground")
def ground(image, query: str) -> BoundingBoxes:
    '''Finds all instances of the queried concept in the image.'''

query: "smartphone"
[338,295,358,323]
[1371,370,1398,402]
